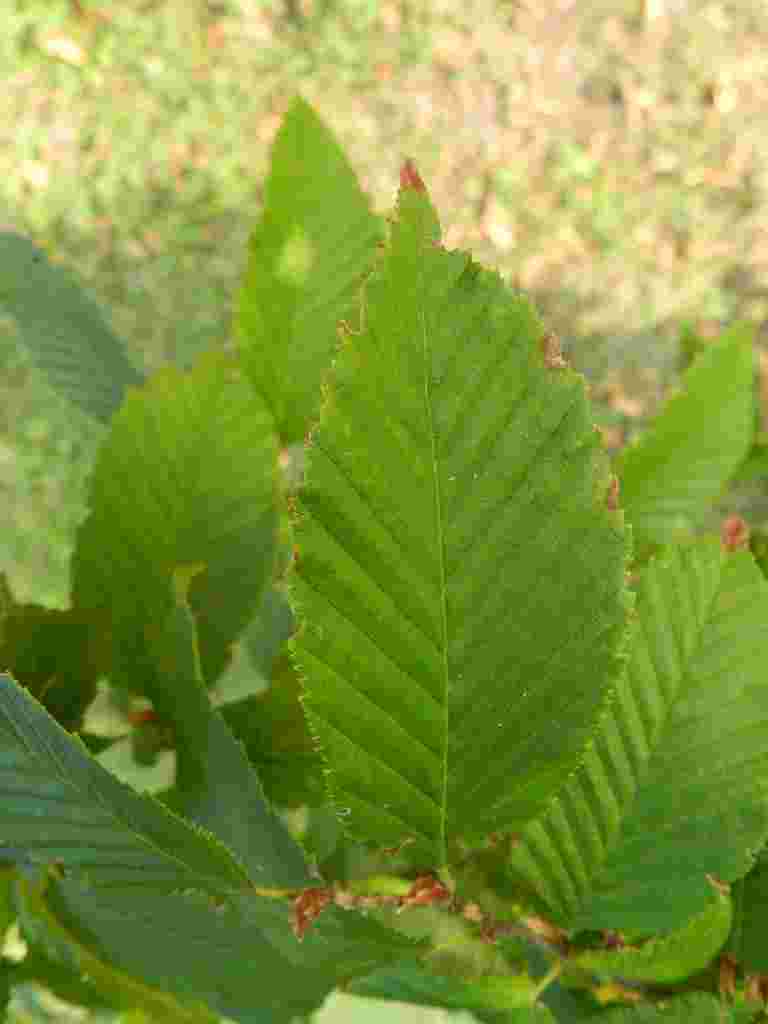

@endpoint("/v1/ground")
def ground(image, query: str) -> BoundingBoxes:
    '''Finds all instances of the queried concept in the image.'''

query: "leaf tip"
[399,159,426,193]
[540,331,568,370]
[606,475,621,513]
[721,514,749,552]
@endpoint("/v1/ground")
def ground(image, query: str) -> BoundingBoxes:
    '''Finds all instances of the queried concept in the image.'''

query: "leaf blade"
[40,879,422,1024]
[0,232,145,424]
[509,541,768,933]
[153,570,310,888]
[507,542,729,924]
[618,326,754,547]
[0,672,250,892]
[293,181,632,864]
[236,96,383,445]
[72,351,279,694]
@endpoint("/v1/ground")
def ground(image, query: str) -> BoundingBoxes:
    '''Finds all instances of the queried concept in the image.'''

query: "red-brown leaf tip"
[400,159,426,192]
[721,514,749,552]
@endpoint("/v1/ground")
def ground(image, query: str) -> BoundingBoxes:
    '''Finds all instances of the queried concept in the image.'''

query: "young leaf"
[235,95,383,445]
[0,672,250,892]
[71,351,279,694]
[0,232,145,424]
[38,878,423,1024]
[292,177,631,865]
[508,541,768,933]
[618,325,754,548]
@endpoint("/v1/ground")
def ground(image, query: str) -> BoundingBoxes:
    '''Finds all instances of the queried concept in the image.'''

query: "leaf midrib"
[420,308,450,869]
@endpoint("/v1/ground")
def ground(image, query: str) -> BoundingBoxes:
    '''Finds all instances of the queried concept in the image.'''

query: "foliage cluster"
[1,98,768,1023]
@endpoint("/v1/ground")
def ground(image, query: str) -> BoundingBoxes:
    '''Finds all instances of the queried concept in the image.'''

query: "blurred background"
[1,0,767,1020]
[3,0,768,607]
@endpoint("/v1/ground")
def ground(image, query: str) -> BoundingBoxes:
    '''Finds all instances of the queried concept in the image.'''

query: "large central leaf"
[292,178,632,866]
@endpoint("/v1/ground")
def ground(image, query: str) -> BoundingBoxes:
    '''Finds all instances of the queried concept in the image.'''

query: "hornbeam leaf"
[618,325,754,548]
[729,851,768,973]
[236,96,383,445]
[349,962,540,1015]
[71,351,279,694]
[508,542,768,933]
[0,232,144,424]
[292,179,632,866]
[151,570,310,888]
[14,875,214,1024]
[0,672,250,891]
[597,993,732,1023]
[507,543,726,923]
[38,879,423,1024]
[576,544,768,931]
[571,887,732,984]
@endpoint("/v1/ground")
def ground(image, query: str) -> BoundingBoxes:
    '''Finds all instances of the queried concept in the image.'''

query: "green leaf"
[572,888,732,983]
[292,180,631,866]
[618,325,754,548]
[236,95,383,445]
[597,993,734,1023]
[40,879,422,1024]
[0,232,145,424]
[729,850,768,972]
[0,868,16,939]
[0,672,250,892]
[151,570,310,887]
[13,874,216,1024]
[349,962,540,1015]
[221,658,323,809]
[515,939,600,1022]
[579,545,768,931]
[0,592,107,732]
[506,543,727,924]
[508,542,768,933]
[71,351,279,694]
[244,583,295,680]
[8,948,127,1014]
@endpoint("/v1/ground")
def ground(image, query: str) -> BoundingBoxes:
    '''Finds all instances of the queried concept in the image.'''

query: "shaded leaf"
[6,948,125,1014]
[618,326,754,548]
[597,993,733,1022]
[729,850,768,973]
[512,937,600,1022]
[71,351,279,696]
[221,656,323,809]
[0,672,250,891]
[0,579,107,731]
[244,583,295,680]
[40,878,423,1024]
[14,874,215,1023]
[349,961,541,1016]
[293,175,631,865]
[236,95,383,445]
[0,232,144,424]
[151,571,310,887]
